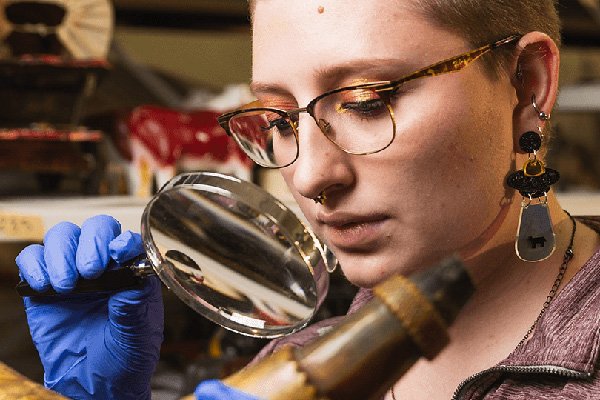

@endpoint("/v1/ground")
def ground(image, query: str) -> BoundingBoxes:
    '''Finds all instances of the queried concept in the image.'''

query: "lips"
[317,212,389,251]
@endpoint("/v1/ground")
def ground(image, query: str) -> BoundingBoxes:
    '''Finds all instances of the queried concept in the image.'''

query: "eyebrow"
[315,58,414,87]
[250,58,414,97]
[249,81,292,98]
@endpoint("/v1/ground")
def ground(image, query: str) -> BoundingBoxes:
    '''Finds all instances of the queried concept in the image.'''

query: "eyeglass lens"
[227,87,395,168]
[228,109,298,168]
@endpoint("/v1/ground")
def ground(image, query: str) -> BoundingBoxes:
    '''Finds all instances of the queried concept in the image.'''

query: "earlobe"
[511,32,560,149]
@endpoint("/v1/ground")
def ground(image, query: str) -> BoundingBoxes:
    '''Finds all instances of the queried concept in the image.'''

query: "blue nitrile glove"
[15,215,164,400]
[195,380,261,400]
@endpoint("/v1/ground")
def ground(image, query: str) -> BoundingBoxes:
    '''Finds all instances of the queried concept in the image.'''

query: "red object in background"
[127,105,247,166]
[122,105,254,195]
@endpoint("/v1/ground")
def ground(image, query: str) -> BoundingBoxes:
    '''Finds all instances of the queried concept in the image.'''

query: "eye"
[261,115,296,139]
[335,88,388,118]
[263,117,293,131]
[339,98,386,115]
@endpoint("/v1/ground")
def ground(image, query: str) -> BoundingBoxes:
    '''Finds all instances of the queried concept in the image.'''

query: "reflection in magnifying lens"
[142,172,332,338]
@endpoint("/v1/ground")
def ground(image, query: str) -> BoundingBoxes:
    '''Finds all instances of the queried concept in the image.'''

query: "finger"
[16,244,51,292]
[109,230,144,263]
[43,222,81,293]
[76,215,121,279]
[194,380,260,400]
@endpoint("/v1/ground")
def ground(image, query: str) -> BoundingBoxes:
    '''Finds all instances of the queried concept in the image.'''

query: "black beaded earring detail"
[506,95,560,262]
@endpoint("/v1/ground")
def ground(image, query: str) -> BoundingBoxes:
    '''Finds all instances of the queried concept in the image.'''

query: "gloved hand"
[16,215,164,400]
[195,380,260,400]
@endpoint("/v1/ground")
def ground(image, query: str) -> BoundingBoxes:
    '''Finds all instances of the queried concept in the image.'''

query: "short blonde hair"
[407,0,561,76]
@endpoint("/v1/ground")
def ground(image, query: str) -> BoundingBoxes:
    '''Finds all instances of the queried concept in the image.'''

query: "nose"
[288,113,355,201]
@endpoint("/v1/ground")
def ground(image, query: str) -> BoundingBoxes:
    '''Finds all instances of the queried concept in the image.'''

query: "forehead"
[251,0,467,93]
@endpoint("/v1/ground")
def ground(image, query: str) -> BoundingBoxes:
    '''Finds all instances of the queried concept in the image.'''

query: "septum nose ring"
[313,191,327,205]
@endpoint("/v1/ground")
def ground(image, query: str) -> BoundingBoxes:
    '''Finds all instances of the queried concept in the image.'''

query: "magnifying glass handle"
[15,257,155,298]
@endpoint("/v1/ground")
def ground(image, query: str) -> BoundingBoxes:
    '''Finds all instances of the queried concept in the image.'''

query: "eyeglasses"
[218,34,521,168]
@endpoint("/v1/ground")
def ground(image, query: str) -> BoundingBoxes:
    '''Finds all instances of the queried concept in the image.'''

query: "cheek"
[409,79,512,191]
[385,77,514,238]
[278,167,295,196]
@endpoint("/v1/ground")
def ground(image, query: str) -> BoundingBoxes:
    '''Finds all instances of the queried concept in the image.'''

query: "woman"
[16,1,600,399]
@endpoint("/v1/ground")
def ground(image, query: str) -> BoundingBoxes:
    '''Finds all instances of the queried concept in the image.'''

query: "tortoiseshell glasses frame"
[218,34,522,168]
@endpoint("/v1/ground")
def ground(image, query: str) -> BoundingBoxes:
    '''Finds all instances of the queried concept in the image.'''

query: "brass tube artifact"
[0,362,66,400]
[225,257,474,400]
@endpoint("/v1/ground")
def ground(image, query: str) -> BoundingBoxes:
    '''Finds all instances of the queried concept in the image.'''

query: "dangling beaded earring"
[506,94,560,262]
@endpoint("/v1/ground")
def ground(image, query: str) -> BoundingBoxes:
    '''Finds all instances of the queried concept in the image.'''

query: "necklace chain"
[390,212,577,400]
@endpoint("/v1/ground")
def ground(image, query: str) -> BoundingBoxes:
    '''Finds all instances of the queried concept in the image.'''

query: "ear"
[510,32,560,154]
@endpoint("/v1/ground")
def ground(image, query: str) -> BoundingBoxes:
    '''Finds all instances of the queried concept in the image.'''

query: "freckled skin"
[252,0,521,288]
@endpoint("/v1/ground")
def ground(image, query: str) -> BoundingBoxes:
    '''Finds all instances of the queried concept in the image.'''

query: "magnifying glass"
[16,172,335,338]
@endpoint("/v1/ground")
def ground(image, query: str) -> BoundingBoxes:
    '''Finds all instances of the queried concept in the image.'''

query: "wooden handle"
[0,362,66,400]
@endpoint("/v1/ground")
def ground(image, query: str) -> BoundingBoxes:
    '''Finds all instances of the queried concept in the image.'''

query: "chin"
[344,274,383,289]
[338,251,444,289]
[338,256,400,289]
